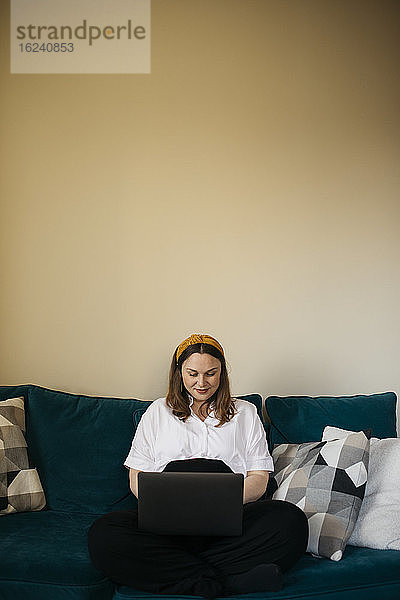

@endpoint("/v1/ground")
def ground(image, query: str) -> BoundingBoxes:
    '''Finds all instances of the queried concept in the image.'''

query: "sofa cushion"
[114,546,400,599]
[0,510,113,600]
[0,396,46,515]
[272,430,370,560]
[0,385,152,514]
[266,392,397,446]
[1,387,266,515]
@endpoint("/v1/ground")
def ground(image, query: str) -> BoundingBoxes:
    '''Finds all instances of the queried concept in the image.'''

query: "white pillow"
[323,426,400,551]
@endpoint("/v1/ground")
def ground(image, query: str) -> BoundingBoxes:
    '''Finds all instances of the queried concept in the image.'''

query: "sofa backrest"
[0,384,151,514]
[0,385,265,515]
[265,392,398,446]
[3,384,397,515]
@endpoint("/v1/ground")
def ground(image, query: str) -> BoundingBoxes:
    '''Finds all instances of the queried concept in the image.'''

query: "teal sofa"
[0,384,399,600]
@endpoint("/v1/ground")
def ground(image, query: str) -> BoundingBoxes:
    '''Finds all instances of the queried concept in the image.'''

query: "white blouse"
[124,397,274,477]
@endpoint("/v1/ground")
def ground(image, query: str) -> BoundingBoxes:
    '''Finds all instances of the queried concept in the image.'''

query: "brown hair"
[165,341,236,427]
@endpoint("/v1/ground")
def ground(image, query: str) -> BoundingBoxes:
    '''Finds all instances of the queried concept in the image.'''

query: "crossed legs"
[88,499,308,597]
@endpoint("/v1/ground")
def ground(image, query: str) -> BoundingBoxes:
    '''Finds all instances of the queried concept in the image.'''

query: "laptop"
[138,471,244,536]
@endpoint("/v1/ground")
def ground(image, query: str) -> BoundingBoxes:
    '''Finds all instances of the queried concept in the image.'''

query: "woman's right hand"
[129,468,141,498]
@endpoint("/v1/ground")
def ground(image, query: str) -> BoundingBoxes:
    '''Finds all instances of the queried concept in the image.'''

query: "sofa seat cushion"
[114,546,400,599]
[0,510,112,596]
[280,545,400,600]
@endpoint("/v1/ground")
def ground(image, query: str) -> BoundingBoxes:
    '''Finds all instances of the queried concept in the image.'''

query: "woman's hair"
[166,341,236,427]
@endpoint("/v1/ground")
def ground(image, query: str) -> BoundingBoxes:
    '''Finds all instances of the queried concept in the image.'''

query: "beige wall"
[1,1,399,411]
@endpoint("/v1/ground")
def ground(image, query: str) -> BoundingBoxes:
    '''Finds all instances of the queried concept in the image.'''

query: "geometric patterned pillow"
[272,430,370,561]
[323,426,400,551]
[0,397,46,515]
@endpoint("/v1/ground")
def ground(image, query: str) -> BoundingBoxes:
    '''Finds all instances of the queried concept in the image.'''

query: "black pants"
[88,461,308,596]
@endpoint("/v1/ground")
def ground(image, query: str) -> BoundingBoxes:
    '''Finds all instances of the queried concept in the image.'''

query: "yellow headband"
[175,334,224,363]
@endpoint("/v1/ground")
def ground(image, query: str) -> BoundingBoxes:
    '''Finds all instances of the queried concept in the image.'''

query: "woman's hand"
[243,470,269,504]
[129,468,141,498]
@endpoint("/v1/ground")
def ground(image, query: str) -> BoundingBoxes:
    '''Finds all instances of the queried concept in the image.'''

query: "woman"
[88,334,308,598]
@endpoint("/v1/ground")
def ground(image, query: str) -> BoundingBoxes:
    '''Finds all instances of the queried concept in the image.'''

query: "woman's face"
[181,352,221,403]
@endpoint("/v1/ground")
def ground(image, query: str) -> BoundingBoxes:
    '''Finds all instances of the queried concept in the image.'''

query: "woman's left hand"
[243,470,269,504]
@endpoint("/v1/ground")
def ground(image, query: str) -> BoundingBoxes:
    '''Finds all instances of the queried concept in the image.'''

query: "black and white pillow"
[0,397,46,515]
[272,430,370,561]
[323,426,400,550]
